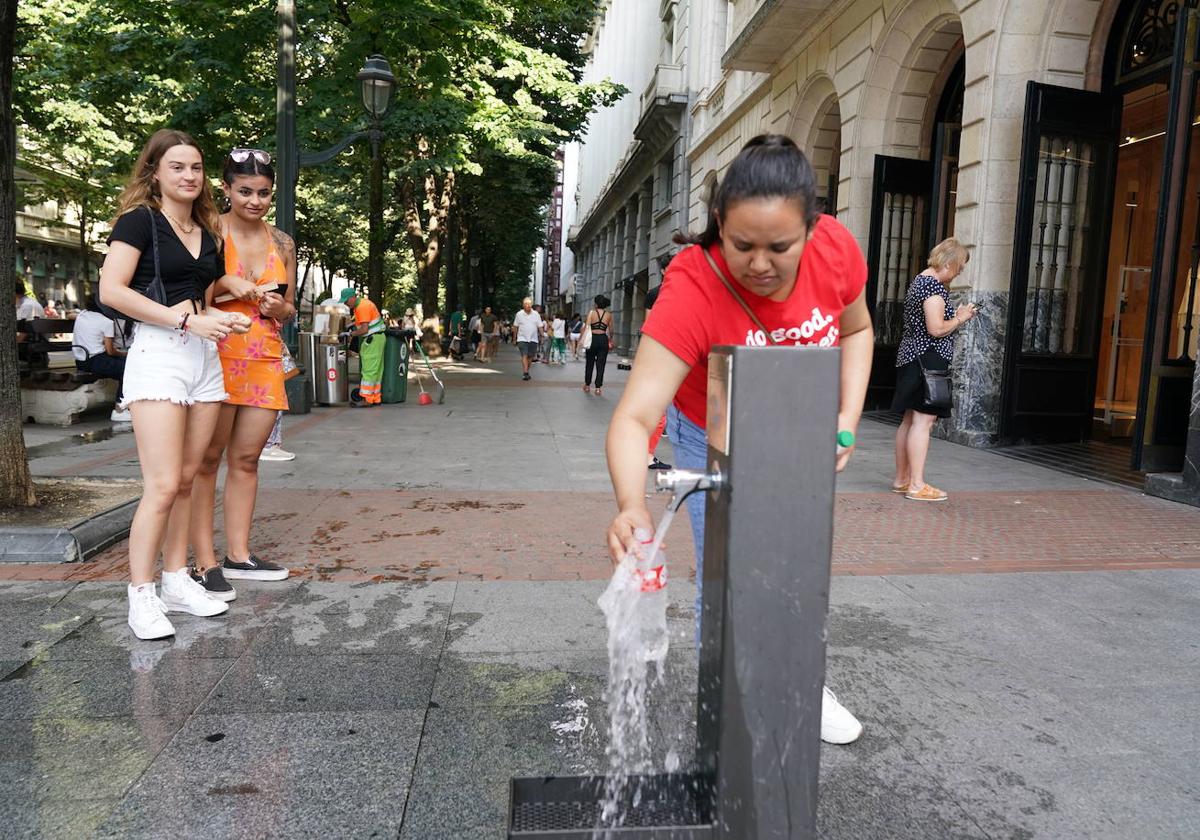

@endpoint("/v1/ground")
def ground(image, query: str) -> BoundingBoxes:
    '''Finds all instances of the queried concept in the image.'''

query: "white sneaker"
[110,407,132,423]
[160,569,230,617]
[127,583,175,640]
[821,685,864,745]
[259,445,296,462]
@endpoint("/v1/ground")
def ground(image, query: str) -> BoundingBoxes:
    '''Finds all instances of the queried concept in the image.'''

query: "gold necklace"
[162,209,195,235]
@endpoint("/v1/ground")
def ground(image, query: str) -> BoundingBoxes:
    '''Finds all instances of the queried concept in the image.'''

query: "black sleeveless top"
[590,308,609,332]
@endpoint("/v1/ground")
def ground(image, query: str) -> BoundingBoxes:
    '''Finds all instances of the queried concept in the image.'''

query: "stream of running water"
[595,506,678,831]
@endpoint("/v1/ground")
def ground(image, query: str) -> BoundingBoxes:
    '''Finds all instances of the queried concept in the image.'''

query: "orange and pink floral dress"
[215,229,289,411]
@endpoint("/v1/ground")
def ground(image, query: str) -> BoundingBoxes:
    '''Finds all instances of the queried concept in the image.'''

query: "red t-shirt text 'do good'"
[641,214,868,428]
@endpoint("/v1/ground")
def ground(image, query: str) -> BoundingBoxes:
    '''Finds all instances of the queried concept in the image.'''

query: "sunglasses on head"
[230,148,272,165]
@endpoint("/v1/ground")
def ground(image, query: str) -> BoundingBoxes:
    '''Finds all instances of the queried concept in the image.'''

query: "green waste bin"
[382,328,409,403]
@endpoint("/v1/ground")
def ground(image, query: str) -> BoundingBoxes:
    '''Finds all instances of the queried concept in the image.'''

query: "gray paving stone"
[911,755,1200,840]
[94,711,423,840]
[399,704,610,840]
[0,795,120,840]
[446,581,609,653]
[42,611,266,661]
[199,653,437,713]
[817,737,991,840]
[250,588,451,655]
[0,606,93,662]
[0,715,183,800]
[0,656,234,720]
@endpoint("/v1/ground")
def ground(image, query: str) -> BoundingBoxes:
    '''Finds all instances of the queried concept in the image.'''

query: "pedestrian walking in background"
[603,134,872,744]
[342,287,387,405]
[477,305,499,362]
[469,309,482,354]
[891,238,977,502]
[189,148,295,602]
[568,312,583,360]
[550,312,567,364]
[512,297,543,380]
[99,129,250,639]
[582,294,612,395]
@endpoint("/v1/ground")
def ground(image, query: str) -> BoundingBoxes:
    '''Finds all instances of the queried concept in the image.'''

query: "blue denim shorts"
[666,404,709,637]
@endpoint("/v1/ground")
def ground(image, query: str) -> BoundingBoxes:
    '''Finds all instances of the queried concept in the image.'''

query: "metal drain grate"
[512,795,705,831]
[509,773,713,837]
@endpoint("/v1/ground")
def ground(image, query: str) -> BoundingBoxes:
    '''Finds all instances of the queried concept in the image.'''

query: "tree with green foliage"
[1,0,35,507]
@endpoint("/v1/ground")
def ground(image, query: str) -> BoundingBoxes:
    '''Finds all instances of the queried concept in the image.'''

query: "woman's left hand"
[258,292,290,320]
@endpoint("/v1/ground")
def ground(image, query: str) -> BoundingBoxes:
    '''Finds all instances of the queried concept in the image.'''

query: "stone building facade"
[568,0,1200,504]
[564,0,698,355]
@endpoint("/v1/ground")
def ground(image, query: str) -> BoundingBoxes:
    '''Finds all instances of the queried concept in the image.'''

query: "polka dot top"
[896,273,955,366]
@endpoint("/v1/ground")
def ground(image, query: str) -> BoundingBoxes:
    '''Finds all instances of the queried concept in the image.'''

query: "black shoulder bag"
[98,206,168,323]
[918,355,952,409]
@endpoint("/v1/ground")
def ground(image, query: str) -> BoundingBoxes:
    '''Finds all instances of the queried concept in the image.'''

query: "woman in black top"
[99,129,251,640]
[890,237,977,502]
[582,294,613,395]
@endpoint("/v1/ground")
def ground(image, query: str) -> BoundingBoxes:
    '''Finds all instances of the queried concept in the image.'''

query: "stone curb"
[0,496,140,564]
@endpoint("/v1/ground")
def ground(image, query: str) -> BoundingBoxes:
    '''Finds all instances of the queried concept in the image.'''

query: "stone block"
[996,33,1042,76]
[20,379,117,426]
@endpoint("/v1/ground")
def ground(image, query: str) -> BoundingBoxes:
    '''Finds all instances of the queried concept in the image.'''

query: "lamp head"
[357,55,396,121]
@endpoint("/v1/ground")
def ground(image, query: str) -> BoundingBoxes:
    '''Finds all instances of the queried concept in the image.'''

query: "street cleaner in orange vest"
[339,287,386,406]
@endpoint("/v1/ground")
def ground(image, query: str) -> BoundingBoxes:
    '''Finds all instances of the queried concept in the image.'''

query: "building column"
[1147,360,1200,505]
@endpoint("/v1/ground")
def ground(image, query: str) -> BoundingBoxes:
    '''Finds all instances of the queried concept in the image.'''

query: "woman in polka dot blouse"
[891,238,978,502]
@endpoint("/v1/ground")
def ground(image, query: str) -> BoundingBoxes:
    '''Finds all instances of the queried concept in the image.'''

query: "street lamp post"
[357,56,394,303]
[274,35,396,302]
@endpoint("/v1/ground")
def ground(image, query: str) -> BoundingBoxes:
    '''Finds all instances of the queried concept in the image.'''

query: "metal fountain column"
[509,345,842,840]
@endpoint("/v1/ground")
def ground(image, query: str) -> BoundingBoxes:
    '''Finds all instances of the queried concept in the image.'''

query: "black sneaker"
[649,457,673,470]
[522,372,531,381]
[189,566,237,602]
[221,554,289,581]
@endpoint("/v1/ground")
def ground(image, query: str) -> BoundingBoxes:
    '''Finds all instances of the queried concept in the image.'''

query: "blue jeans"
[666,404,708,638]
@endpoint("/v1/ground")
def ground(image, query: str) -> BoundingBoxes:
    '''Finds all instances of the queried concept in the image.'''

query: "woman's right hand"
[607,506,654,566]
[221,275,262,302]
[954,304,977,323]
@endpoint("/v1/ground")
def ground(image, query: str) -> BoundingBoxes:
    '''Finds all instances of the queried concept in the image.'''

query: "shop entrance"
[864,54,963,408]
[1001,0,1198,472]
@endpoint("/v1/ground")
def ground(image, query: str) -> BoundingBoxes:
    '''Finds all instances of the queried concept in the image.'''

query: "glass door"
[1135,5,1200,471]
[864,155,931,409]
[1001,82,1122,442]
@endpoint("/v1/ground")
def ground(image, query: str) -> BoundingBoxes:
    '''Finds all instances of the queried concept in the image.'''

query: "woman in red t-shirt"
[604,135,874,744]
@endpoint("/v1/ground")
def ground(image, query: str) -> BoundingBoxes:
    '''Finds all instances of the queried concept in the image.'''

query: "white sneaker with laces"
[821,685,864,745]
[259,446,296,462]
[127,583,175,640]
[110,407,132,423]
[160,569,229,617]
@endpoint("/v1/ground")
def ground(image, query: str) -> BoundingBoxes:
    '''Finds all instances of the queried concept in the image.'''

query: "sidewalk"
[1,345,1198,838]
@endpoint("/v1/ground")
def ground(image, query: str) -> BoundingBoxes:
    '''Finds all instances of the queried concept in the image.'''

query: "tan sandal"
[905,484,948,502]
[582,385,590,394]
[891,483,909,494]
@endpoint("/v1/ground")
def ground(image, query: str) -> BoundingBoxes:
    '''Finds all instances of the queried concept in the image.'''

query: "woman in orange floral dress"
[190,149,295,600]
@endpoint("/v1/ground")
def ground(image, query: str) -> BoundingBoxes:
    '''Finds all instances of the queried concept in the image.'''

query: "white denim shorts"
[119,323,228,409]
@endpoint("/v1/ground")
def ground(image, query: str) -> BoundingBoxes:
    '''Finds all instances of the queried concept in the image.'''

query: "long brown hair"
[111,129,222,245]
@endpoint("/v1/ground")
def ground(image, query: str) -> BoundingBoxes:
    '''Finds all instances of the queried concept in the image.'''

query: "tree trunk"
[444,201,460,317]
[402,169,455,322]
[78,195,90,298]
[0,0,36,508]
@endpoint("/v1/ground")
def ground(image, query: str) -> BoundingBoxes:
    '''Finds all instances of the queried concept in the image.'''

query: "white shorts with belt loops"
[119,323,228,409]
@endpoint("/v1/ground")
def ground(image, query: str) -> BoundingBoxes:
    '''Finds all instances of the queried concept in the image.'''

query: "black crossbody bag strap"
[702,248,779,345]
[144,206,169,308]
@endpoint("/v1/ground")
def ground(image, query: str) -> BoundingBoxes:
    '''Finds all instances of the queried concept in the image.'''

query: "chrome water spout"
[654,467,724,512]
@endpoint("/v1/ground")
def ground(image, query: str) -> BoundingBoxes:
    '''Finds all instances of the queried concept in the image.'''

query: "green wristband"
[836,430,855,449]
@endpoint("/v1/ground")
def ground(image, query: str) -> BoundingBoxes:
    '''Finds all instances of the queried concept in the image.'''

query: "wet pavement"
[2,346,1199,838]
